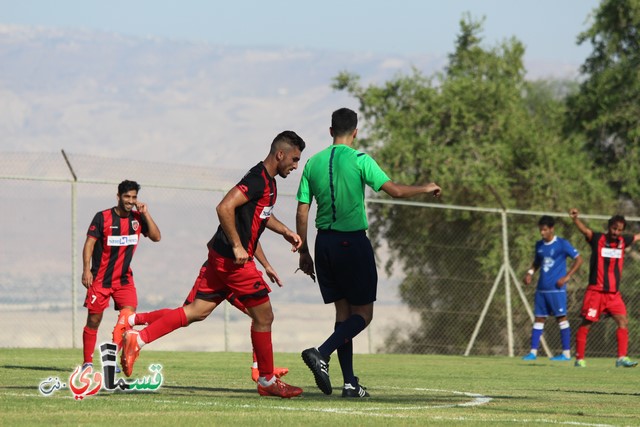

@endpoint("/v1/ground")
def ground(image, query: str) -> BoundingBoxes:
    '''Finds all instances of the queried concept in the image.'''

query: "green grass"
[1,348,639,426]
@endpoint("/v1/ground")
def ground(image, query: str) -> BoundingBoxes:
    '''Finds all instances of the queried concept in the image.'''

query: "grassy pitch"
[1,348,639,426]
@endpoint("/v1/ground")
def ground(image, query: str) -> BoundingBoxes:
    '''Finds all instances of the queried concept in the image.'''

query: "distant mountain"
[0,24,581,169]
[0,24,445,169]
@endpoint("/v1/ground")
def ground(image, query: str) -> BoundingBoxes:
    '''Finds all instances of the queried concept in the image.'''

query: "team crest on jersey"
[132,220,139,231]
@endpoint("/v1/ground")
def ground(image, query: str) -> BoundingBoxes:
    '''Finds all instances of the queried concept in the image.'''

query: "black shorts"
[314,230,377,305]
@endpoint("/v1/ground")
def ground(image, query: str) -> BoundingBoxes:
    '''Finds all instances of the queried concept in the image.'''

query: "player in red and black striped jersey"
[81,180,161,370]
[570,208,640,368]
[121,131,306,398]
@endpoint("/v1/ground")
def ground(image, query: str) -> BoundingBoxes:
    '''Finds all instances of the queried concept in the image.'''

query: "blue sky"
[2,0,601,64]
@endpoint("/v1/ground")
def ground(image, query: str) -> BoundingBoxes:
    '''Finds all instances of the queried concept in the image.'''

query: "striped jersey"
[586,232,634,292]
[87,207,149,288]
[209,162,276,259]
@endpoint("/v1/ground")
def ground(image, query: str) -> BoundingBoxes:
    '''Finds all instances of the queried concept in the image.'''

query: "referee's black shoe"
[301,347,332,395]
[342,382,369,398]
[342,377,369,398]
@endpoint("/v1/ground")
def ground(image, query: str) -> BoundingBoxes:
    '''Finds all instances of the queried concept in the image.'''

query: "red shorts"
[183,263,248,311]
[84,284,137,314]
[580,287,627,322]
[188,249,271,309]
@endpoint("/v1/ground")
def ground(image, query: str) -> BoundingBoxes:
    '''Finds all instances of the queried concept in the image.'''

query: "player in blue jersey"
[522,215,583,361]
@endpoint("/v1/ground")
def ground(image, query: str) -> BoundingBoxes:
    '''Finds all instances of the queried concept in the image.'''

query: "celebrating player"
[81,180,161,371]
[570,208,639,368]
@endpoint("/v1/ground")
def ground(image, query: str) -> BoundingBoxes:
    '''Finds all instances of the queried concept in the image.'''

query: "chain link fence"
[2,151,640,360]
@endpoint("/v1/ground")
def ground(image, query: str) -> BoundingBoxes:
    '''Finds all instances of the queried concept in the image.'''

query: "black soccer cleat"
[301,347,332,395]
[342,381,370,398]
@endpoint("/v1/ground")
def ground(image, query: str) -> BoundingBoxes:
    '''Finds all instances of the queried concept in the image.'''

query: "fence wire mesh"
[2,151,640,360]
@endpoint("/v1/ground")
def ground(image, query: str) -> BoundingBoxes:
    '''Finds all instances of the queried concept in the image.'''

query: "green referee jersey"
[297,144,390,231]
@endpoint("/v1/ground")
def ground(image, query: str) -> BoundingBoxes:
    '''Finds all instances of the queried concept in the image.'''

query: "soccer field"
[1,348,638,426]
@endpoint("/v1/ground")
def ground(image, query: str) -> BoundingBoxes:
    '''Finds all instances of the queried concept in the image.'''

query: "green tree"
[333,16,613,355]
[566,0,640,201]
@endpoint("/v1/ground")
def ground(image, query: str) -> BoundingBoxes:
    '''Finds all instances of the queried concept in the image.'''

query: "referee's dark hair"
[331,107,357,137]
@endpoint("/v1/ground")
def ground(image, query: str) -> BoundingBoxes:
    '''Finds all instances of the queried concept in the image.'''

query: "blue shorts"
[534,291,568,317]
[314,230,377,306]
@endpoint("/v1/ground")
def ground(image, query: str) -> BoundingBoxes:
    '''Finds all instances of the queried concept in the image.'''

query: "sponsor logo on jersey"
[107,235,139,246]
[260,205,274,219]
[601,247,622,259]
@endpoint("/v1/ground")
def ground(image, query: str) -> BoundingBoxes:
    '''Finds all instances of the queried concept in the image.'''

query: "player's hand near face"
[135,202,148,214]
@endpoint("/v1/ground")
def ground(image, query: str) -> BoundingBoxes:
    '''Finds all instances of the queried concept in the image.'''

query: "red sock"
[82,326,98,364]
[575,325,589,360]
[135,308,172,326]
[139,307,188,344]
[251,330,274,380]
[616,328,629,358]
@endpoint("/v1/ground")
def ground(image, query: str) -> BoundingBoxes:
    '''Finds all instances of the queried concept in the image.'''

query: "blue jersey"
[533,237,579,292]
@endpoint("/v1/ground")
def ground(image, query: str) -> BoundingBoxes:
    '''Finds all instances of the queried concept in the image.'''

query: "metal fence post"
[61,150,78,348]
[502,210,514,357]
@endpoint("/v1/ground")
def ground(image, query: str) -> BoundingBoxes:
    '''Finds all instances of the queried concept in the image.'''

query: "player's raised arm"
[136,201,161,242]
[569,208,593,241]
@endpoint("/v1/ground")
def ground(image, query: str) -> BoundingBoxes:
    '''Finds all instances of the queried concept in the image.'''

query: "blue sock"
[559,320,571,352]
[318,314,366,361]
[530,322,544,351]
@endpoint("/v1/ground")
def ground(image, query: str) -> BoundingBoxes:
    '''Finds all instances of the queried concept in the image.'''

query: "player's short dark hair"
[118,180,141,195]
[608,215,626,229]
[270,130,306,154]
[331,108,358,137]
[538,215,555,228]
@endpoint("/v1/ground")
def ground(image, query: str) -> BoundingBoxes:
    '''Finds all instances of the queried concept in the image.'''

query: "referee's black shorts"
[314,229,377,305]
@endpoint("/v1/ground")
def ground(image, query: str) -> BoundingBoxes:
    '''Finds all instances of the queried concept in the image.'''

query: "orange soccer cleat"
[120,330,141,377]
[257,378,303,398]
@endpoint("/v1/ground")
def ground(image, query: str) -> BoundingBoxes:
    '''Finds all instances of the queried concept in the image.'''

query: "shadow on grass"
[550,388,640,397]
[2,364,70,372]
[162,384,257,396]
